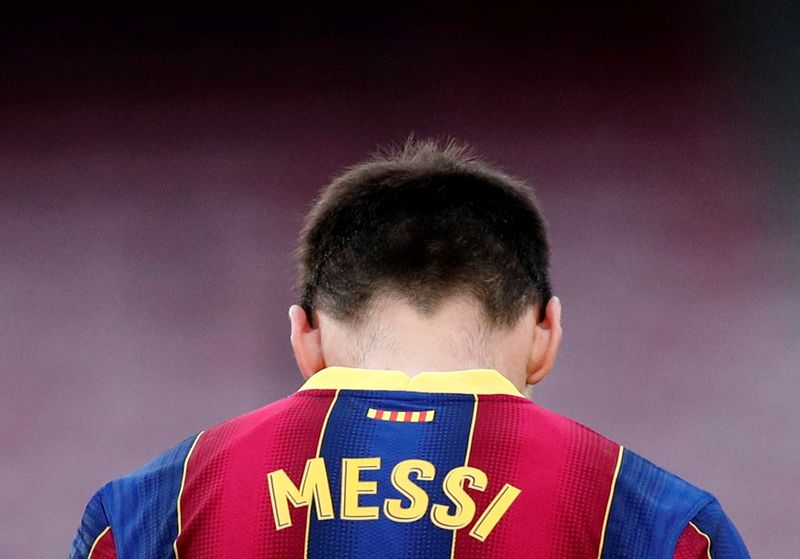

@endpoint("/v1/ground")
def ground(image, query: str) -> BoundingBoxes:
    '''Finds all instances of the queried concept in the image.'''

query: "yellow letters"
[383,459,436,522]
[266,457,334,530]
[430,466,488,530]
[341,457,381,520]
[469,483,522,541]
[266,457,520,540]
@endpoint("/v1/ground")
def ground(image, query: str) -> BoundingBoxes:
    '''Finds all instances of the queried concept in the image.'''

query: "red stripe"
[89,528,117,559]
[673,523,711,559]
[389,410,398,421]
[420,410,428,422]
[404,412,412,422]
[174,390,337,557]
[454,395,620,556]
[377,410,385,420]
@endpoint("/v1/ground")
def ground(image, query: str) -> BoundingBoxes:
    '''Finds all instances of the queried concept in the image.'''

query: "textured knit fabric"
[69,367,749,558]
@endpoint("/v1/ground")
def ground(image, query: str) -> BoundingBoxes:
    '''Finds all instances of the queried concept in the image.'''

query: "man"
[70,139,749,558]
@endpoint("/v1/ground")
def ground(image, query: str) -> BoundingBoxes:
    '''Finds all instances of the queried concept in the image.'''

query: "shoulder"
[508,398,623,470]
[71,432,200,558]
[522,402,749,557]
[98,392,320,502]
[608,449,713,533]
[81,396,299,555]
[99,396,297,504]
[520,403,732,554]
[100,431,202,510]
[601,444,750,557]
[94,392,308,502]
[521,401,713,508]
[81,433,200,556]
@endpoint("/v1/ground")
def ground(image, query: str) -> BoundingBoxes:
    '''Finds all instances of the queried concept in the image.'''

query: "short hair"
[293,137,552,331]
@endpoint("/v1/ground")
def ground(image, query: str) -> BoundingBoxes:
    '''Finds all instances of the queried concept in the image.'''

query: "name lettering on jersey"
[266,457,521,542]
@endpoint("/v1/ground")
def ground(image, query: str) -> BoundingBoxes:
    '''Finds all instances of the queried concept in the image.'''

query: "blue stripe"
[98,434,198,559]
[601,449,712,558]
[307,390,476,559]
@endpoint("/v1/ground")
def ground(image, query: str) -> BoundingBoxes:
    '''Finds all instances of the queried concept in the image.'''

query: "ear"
[288,304,326,380]
[526,296,563,385]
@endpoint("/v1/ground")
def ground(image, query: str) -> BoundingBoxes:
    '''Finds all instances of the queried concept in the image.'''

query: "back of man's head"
[294,137,552,332]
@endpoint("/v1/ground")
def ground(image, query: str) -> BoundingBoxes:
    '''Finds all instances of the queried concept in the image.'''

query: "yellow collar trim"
[298,366,525,397]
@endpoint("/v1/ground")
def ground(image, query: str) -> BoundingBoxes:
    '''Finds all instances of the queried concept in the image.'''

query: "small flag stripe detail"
[367,408,435,422]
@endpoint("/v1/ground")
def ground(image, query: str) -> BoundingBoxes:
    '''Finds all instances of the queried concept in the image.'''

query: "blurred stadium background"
[1,4,798,557]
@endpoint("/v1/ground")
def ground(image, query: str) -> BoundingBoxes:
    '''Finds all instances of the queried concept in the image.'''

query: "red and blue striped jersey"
[70,367,749,558]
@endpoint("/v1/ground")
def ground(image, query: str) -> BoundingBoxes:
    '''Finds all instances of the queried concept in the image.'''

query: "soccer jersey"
[70,366,749,558]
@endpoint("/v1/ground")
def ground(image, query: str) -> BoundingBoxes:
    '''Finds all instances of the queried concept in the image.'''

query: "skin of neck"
[289,292,561,395]
[316,295,540,393]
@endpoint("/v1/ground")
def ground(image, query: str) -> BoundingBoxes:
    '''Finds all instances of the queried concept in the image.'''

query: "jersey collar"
[298,366,526,397]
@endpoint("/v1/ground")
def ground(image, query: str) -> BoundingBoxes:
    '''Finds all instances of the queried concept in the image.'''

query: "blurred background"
[1,3,798,557]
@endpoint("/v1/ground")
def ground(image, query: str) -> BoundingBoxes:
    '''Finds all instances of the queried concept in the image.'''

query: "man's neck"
[317,296,532,393]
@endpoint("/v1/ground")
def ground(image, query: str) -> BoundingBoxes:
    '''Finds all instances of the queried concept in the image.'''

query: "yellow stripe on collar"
[298,366,525,397]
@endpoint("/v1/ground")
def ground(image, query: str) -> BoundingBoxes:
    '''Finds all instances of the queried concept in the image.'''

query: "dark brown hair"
[293,137,552,330]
